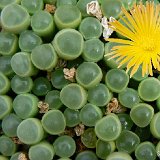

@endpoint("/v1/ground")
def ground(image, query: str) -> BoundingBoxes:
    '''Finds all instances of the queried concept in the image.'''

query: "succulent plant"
[1,0,160,159]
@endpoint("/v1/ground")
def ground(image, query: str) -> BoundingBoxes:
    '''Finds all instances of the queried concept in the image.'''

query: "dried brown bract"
[63,67,76,82]
[12,137,23,144]
[18,153,28,160]
[76,138,87,153]
[55,59,67,69]
[86,1,102,20]
[38,101,49,113]
[45,4,56,14]
[63,128,76,137]
[106,98,127,114]
[74,124,85,136]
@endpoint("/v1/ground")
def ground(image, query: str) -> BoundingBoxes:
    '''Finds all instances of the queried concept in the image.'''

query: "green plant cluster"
[0,0,160,160]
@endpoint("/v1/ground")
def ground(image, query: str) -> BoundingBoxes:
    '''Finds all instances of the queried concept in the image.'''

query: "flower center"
[143,44,155,51]
[142,38,155,52]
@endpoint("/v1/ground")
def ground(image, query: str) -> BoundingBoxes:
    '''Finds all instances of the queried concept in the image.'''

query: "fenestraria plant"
[105,1,160,77]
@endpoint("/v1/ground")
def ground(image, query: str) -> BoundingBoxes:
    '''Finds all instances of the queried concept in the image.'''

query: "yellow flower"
[105,1,160,77]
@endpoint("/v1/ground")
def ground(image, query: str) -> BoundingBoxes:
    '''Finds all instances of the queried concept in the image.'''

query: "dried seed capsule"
[41,110,66,135]
[11,52,38,77]
[0,32,18,56]
[1,4,30,34]
[21,0,44,15]
[79,17,102,40]
[2,113,22,137]
[31,44,58,71]
[0,136,17,156]
[31,10,55,37]
[29,141,55,160]
[13,93,39,119]
[53,135,76,158]
[54,5,81,29]
[0,95,12,120]
[52,29,84,60]
[60,83,87,109]
[11,75,33,94]
[76,62,102,89]
[17,118,44,145]
[19,30,42,52]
